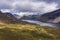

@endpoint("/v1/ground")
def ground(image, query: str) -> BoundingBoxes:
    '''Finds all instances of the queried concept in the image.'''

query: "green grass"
[0,23,60,40]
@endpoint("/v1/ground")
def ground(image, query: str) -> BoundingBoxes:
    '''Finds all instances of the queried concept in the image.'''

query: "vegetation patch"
[0,23,59,40]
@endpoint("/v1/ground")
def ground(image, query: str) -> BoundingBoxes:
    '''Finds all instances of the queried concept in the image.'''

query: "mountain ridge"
[40,9,60,23]
[0,11,20,24]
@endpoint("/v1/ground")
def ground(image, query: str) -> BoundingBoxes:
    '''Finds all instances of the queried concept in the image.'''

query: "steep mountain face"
[0,11,19,24]
[39,9,60,23]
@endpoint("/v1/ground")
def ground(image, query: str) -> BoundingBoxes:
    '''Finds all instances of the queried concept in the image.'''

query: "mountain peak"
[40,9,60,23]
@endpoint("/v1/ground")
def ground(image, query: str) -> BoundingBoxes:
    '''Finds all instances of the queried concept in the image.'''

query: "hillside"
[40,9,60,23]
[21,9,60,24]
[0,11,20,24]
[0,11,60,40]
[0,22,60,40]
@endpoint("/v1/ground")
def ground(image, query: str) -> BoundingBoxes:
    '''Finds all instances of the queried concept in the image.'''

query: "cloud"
[42,2,58,13]
[1,9,11,13]
[0,0,59,16]
[12,1,58,13]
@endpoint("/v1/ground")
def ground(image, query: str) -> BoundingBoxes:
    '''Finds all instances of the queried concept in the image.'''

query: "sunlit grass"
[0,23,59,40]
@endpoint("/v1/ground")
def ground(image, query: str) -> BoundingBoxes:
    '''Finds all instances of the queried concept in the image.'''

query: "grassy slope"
[0,22,60,40]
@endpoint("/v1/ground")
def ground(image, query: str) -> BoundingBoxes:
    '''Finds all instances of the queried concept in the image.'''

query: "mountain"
[0,10,60,40]
[21,15,38,20]
[0,11,19,24]
[38,9,60,23]
[21,9,60,23]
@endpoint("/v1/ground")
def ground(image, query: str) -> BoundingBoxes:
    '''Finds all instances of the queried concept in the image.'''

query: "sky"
[0,0,60,17]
